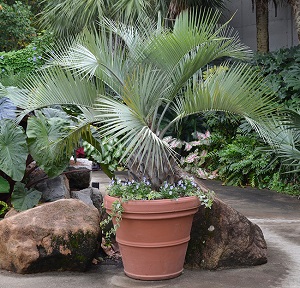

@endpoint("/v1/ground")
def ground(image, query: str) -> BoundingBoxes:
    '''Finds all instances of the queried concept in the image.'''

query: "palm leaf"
[9,66,100,121]
[170,63,277,132]
[39,0,107,36]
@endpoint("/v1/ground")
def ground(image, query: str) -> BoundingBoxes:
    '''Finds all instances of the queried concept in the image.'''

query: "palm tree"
[10,9,278,189]
[255,0,270,52]
[38,0,228,36]
[38,0,165,36]
[254,0,300,52]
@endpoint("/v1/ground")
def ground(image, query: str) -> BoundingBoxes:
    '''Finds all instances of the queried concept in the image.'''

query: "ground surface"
[0,172,299,288]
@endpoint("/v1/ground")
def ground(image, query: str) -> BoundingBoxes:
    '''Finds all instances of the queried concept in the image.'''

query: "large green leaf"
[11,182,42,211]
[26,111,72,177]
[0,119,28,181]
[0,176,10,193]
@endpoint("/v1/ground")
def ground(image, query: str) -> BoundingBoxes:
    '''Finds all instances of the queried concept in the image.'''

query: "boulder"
[66,158,92,190]
[185,197,267,269]
[0,199,101,274]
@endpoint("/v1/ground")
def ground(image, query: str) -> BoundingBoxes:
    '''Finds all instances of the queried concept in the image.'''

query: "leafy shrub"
[251,45,300,108]
[0,31,54,81]
[215,135,278,188]
[83,136,126,175]
[0,1,36,52]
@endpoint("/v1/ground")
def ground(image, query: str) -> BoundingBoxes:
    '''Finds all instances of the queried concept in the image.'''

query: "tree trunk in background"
[288,0,300,42]
[256,0,270,52]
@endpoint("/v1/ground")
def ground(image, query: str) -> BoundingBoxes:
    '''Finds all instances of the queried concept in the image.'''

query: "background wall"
[223,1,298,51]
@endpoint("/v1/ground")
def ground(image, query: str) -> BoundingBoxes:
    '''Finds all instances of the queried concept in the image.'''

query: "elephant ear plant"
[8,9,278,201]
[0,84,80,211]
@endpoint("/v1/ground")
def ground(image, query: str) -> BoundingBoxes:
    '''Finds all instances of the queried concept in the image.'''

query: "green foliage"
[83,137,125,173]
[11,182,42,211]
[2,0,44,17]
[0,1,36,52]
[216,135,278,188]
[0,119,28,181]
[267,172,300,196]
[26,110,74,177]
[0,31,54,76]
[251,45,300,108]
[0,200,9,216]
[0,176,10,193]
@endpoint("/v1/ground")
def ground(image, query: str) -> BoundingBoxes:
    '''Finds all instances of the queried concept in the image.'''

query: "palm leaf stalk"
[10,9,279,189]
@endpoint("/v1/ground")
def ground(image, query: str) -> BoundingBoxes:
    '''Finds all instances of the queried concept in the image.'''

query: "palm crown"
[10,9,278,189]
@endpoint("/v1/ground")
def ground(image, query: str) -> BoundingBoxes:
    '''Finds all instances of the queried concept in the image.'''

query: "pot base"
[124,269,183,281]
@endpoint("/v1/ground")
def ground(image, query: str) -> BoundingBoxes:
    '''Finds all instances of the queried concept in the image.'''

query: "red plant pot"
[104,194,200,280]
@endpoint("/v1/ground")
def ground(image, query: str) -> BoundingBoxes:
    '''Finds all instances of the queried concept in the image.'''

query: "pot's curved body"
[104,195,200,280]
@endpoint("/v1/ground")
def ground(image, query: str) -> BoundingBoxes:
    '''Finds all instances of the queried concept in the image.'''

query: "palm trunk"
[256,0,269,52]
[126,151,210,192]
[288,0,300,42]
[127,152,182,190]
[168,0,188,19]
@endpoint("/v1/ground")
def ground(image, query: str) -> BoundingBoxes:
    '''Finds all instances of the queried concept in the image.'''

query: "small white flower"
[169,191,173,195]
[208,225,215,232]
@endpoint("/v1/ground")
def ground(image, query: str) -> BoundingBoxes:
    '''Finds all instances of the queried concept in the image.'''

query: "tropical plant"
[214,134,279,188]
[8,9,279,191]
[83,135,126,177]
[38,0,164,36]
[0,86,80,210]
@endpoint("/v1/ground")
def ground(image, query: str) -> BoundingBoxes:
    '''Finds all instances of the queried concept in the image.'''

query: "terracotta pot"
[104,194,200,280]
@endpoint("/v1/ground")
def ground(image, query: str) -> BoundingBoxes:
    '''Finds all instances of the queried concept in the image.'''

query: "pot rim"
[104,194,200,214]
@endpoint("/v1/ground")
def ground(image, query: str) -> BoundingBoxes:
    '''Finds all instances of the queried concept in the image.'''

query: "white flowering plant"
[107,177,214,208]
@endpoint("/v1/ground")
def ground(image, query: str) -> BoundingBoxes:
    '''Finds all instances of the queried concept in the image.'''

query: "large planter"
[104,194,200,280]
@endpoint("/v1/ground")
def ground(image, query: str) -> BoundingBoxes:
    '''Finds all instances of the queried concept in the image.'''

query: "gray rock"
[71,189,94,207]
[185,197,267,269]
[71,188,103,216]
[0,199,100,274]
[66,158,92,190]
[36,174,70,202]
[91,187,103,213]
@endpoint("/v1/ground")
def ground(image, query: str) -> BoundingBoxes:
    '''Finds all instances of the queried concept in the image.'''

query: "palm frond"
[39,0,106,36]
[9,66,101,121]
[95,96,177,174]
[172,63,277,124]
